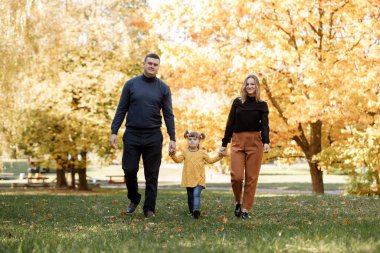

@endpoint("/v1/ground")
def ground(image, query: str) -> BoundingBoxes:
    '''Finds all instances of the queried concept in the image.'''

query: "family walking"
[110,53,270,219]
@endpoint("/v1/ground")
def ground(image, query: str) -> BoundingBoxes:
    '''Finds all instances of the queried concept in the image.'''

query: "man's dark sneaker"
[234,203,242,217]
[126,202,138,215]
[241,212,250,220]
[193,210,200,219]
[144,210,156,218]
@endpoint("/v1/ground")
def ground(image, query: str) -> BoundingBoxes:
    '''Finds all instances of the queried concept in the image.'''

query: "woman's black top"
[222,96,270,147]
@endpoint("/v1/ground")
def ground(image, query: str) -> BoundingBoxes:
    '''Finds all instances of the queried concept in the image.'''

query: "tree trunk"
[69,166,76,189]
[294,120,325,194]
[308,160,324,194]
[54,154,68,188]
[77,151,89,191]
[308,120,324,194]
[78,168,89,191]
[56,169,67,188]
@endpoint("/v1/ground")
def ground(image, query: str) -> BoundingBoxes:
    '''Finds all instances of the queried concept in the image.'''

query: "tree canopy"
[147,0,380,193]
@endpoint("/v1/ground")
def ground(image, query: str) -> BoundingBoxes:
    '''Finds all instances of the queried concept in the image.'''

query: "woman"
[220,74,270,219]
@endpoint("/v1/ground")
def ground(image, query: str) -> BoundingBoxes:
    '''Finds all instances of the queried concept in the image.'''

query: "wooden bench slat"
[107,175,126,185]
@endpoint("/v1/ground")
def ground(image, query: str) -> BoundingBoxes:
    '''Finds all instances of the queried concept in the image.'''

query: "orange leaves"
[129,18,149,30]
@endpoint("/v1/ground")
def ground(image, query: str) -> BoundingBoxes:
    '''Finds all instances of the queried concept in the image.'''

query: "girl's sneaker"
[193,210,200,219]
[241,212,250,220]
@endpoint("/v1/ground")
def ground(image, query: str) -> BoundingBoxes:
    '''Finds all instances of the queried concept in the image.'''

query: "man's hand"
[264,143,270,153]
[110,134,118,149]
[169,140,176,155]
[219,146,227,156]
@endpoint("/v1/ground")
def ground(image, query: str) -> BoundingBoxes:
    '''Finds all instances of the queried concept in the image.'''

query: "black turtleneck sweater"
[222,97,269,147]
[111,74,176,141]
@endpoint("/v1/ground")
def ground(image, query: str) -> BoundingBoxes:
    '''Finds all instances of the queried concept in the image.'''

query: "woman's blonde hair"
[240,74,261,103]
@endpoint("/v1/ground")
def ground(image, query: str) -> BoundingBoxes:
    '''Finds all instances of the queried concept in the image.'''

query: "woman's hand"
[263,143,270,153]
[219,146,227,156]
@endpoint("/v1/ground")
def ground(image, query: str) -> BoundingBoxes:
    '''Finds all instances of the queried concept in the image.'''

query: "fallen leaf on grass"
[29,224,38,229]
[220,215,228,224]
[175,226,184,232]
[216,225,225,232]
[104,216,117,223]
[343,219,352,225]
[74,225,83,231]
[243,223,255,229]
[44,213,53,220]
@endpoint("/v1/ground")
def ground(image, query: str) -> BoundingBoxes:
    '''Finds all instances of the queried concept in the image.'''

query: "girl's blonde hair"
[240,74,261,103]
[184,130,206,140]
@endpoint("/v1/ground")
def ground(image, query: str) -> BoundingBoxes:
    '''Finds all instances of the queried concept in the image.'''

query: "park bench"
[24,176,50,188]
[0,173,14,180]
[107,175,126,185]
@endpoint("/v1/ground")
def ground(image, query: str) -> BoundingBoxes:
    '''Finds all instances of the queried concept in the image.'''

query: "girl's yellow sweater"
[170,149,222,188]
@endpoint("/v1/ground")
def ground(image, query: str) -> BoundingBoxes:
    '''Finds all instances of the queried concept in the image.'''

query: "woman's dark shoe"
[193,210,200,219]
[241,212,250,220]
[234,203,242,217]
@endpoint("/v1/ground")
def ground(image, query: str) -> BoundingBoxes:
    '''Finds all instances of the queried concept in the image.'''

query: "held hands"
[219,146,227,156]
[110,134,118,149]
[169,140,176,155]
[263,143,270,153]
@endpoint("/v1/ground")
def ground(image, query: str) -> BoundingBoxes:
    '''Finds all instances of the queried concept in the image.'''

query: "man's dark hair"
[144,53,160,62]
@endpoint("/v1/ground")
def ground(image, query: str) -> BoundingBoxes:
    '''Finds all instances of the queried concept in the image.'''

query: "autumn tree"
[1,0,153,189]
[148,0,380,194]
[318,107,380,195]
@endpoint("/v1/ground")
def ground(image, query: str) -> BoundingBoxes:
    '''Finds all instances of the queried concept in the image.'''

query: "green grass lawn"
[1,189,379,253]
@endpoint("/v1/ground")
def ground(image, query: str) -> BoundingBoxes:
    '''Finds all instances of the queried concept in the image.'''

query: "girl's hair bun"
[184,131,206,140]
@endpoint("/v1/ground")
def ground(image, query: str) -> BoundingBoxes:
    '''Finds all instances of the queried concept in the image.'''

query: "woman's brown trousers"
[230,131,263,210]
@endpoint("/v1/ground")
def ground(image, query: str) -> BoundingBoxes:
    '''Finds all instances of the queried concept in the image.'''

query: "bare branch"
[348,38,362,51]
[293,135,308,154]
[327,125,333,145]
[275,24,291,37]
[286,9,301,62]
[262,78,288,125]
[329,0,350,39]
[308,22,319,35]
[298,123,310,151]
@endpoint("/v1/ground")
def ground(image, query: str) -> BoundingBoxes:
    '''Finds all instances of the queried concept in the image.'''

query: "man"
[110,53,176,218]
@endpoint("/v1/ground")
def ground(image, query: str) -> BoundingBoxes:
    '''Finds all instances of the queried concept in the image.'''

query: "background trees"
[148,0,380,194]
[1,0,378,194]
[0,0,151,189]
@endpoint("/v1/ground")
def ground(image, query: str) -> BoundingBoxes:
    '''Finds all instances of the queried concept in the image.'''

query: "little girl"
[169,130,223,219]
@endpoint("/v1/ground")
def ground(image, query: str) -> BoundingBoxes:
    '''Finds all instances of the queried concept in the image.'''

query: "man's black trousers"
[122,129,163,214]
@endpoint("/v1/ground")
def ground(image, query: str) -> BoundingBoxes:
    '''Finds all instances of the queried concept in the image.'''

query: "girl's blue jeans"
[186,185,203,213]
